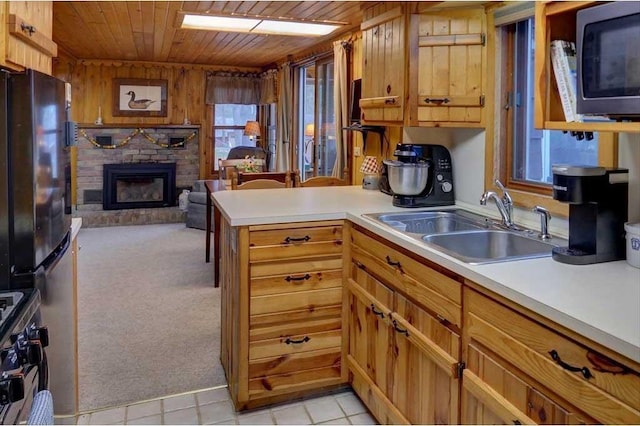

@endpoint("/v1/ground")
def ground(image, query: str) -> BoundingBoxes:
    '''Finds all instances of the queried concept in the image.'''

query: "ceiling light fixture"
[180,13,342,36]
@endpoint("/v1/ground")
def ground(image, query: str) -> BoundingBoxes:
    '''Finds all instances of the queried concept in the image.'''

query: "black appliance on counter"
[0,289,48,425]
[380,143,455,208]
[551,165,629,265]
[0,69,77,418]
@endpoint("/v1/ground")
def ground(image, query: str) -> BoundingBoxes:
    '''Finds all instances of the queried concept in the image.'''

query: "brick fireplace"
[75,125,199,227]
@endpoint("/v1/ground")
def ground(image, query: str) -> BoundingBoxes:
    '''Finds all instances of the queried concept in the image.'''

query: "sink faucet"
[532,205,552,240]
[480,180,515,228]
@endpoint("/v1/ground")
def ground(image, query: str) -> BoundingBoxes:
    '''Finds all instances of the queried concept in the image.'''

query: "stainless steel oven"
[0,289,48,425]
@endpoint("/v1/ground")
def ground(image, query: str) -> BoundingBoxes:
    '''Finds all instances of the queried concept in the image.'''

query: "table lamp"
[360,156,381,190]
[244,121,261,143]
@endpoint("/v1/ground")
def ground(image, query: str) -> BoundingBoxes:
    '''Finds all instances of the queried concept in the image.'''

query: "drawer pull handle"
[424,97,450,105]
[548,350,593,379]
[392,319,409,337]
[370,304,385,318]
[384,98,396,105]
[285,336,310,345]
[513,421,521,425]
[283,235,311,244]
[385,255,401,268]
[285,274,311,282]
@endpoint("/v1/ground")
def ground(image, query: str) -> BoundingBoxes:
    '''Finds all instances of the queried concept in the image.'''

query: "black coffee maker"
[379,143,455,208]
[551,165,629,265]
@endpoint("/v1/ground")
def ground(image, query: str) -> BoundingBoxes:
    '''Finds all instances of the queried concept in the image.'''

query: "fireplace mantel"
[78,123,200,130]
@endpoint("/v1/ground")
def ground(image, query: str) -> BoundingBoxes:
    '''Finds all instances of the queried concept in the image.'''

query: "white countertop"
[212,186,640,363]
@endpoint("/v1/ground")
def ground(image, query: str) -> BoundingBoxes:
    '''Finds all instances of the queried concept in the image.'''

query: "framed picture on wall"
[112,78,168,117]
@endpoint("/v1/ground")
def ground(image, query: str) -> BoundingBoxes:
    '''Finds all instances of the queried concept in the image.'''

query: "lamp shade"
[360,156,381,174]
[304,123,315,137]
[244,121,261,137]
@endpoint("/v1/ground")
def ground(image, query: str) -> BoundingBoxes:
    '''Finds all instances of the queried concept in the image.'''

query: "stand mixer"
[380,144,455,208]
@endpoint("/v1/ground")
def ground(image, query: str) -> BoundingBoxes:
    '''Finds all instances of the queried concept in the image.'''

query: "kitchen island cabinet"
[219,217,347,410]
[212,186,639,422]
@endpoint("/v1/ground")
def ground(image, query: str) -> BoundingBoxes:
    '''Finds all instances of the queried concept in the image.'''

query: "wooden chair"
[294,167,350,187]
[230,171,292,190]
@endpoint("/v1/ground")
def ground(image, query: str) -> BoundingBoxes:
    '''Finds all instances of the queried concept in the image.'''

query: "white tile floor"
[55,386,377,425]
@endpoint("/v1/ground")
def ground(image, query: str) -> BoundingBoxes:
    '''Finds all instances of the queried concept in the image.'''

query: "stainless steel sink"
[363,208,566,264]
[372,209,490,234]
[422,230,556,264]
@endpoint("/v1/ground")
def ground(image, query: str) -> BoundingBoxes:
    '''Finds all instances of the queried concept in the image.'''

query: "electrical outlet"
[354,146,361,157]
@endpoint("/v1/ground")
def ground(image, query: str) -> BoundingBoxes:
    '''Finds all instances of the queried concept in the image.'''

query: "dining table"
[204,179,224,288]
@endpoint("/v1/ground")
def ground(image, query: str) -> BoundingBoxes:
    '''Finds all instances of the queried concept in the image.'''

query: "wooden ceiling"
[52,1,366,68]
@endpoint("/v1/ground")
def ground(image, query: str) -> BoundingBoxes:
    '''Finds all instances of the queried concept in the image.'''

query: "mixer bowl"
[384,160,430,195]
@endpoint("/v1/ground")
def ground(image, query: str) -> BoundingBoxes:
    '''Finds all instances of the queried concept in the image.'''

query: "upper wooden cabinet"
[534,1,639,133]
[407,8,487,128]
[359,3,488,128]
[359,5,407,125]
[0,1,57,75]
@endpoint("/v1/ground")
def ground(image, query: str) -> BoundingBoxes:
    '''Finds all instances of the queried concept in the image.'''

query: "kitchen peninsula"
[212,186,640,424]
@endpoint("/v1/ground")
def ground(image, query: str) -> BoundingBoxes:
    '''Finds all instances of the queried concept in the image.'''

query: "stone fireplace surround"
[75,125,199,227]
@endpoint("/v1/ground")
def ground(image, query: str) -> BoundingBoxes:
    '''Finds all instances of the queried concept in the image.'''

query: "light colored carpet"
[76,223,225,412]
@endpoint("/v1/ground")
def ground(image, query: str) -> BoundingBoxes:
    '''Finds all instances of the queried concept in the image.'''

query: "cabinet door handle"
[424,97,450,105]
[21,23,36,36]
[283,235,311,244]
[385,255,401,268]
[284,336,310,345]
[370,304,385,319]
[284,274,311,283]
[392,319,409,337]
[548,350,593,379]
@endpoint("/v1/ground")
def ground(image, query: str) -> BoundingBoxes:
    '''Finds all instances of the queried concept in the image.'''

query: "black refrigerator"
[0,69,78,415]
[0,68,71,290]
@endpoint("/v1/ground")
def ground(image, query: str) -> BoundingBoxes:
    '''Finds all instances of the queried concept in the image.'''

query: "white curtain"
[332,41,349,178]
[276,63,292,172]
[260,69,278,105]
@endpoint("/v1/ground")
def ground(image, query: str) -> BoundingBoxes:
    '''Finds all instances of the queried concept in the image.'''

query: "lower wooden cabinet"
[221,217,639,423]
[462,344,595,424]
[346,240,462,424]
[220,219,346,410]
[463,287,640,425]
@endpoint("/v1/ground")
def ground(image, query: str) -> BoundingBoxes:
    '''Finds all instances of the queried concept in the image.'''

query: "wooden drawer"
[249,347,341,379]
[248,365,342,397]
[251,269,342,297]
[250,316,342,342]
[249,222,343,262]
[351,227,462,328]
[250,306,342,329]
[250,287,342,316]
[466,289,640,424]
[249,329,342,361]
[250,258,342,279]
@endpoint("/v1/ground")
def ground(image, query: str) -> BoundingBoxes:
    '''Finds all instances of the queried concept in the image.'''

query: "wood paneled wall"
[53,52,260,179]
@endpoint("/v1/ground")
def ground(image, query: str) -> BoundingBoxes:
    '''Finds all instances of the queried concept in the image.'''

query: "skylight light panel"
[254,20,340,36]
[182,15,260,32]
[180,13,342,36]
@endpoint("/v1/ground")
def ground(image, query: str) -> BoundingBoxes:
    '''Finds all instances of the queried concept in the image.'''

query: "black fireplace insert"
[103,163,176,210]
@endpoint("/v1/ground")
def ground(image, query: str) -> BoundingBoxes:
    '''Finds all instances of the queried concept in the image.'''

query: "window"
[508,19,598,187]
[294,56,335,180]
[489,12,616,214]
[212,104,257,171]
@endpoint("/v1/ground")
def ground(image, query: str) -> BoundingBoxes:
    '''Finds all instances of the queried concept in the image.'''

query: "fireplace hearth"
[103,163,176,210]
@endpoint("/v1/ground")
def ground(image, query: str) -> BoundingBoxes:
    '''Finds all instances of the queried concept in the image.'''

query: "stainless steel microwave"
[576,2,640,119]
